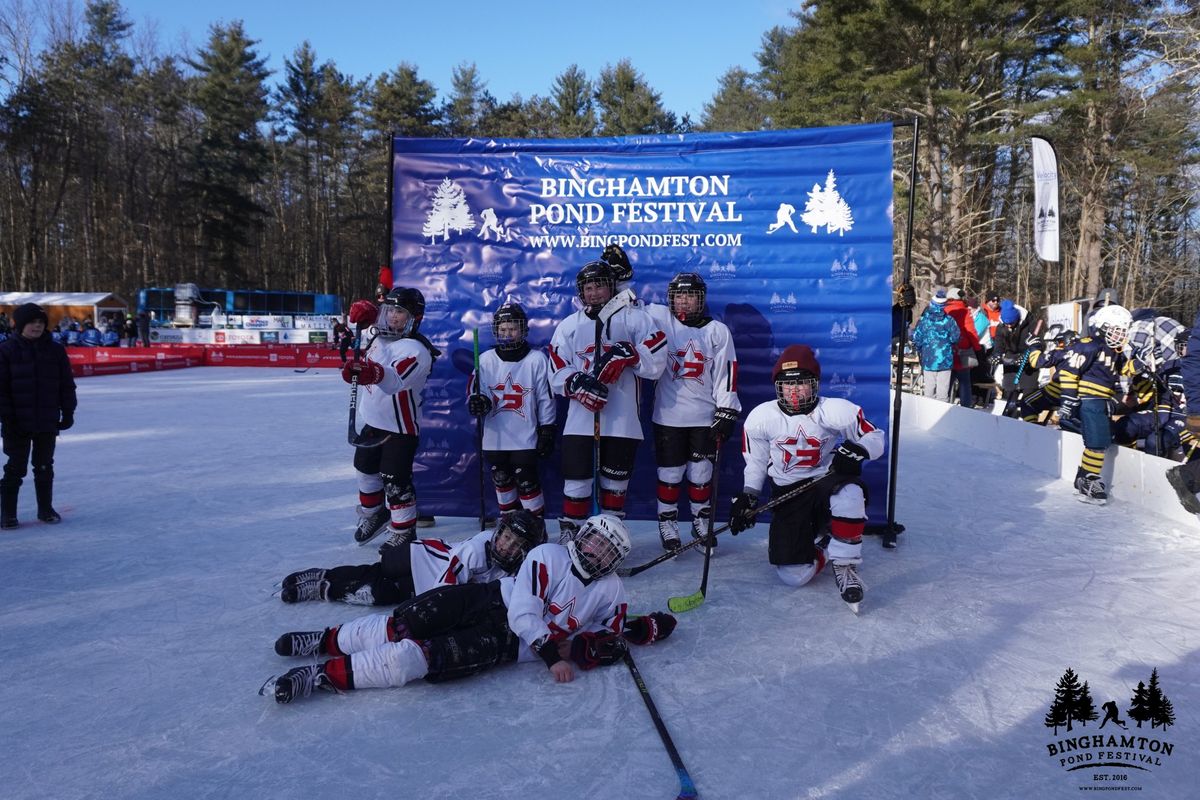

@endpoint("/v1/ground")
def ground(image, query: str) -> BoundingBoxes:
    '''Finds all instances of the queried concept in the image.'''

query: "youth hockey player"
[467,302,556,517]
[1058,304,1133,504]
[343,287,440,548]
[265,514,677,703]
[548,261,667,538]
[728,345,885,612]
[646,273,740,551]
[279,510,545,606]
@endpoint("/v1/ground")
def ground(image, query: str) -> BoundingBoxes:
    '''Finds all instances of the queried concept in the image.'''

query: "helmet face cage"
[668,274,707,324]
[567,515,630,580]
[775,370,819,415]
[490,511,545,573]
[1104,324,1129,350]
[1091,305,1132,350]
[491,304,529,351]
[576,262,615,313]
[376,302,414,337]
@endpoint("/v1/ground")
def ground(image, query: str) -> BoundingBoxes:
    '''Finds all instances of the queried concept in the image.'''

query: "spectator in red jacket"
[943,288,982,408]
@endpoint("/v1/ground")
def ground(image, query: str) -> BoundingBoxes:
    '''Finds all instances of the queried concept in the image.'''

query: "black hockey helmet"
[575,261,615,314]
[773,344,821,415]
[490,510,547,573]
[491,302,529,352]
[379,287,425,336]
[600,243,633,283]
[667,272,708,325]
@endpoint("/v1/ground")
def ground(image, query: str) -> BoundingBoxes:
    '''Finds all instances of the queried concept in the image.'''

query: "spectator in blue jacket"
[0,303,77,527]
[1165,311,1200,514]
[910,287,960,403]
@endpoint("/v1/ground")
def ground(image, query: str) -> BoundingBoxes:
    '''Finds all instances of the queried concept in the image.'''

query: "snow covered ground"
[1,368,1197,800]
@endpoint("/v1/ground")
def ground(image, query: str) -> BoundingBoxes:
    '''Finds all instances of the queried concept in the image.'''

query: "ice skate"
[1074,472,1108,506]
[657,512,681,552]
[689,509,717,549]
[832,562,864,614]
[1165,466,1200,514]
[280,578,328,604]
[264,664,336,704]
[274,629,329,658]
[353,505,390,544]
[377,526,415,554]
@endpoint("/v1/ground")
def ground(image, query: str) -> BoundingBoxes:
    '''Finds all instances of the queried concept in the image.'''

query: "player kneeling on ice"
[279,510,546,605]
[468,302,556,516]
[728,345,885,611]
[266,514,677,703]
[344,288,440,549]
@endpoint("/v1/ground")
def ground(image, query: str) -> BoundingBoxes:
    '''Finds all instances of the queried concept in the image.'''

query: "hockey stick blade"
[666,589,705,614]
[623,651,699,800]
[350,429,391,448]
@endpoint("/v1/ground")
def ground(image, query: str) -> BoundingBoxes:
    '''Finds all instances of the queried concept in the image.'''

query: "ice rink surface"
[1,368,1197,800]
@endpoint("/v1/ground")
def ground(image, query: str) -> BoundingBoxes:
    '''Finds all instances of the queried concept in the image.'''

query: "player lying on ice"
[729,344,885,612]
[265,514,677,703]
[278,510,546,606]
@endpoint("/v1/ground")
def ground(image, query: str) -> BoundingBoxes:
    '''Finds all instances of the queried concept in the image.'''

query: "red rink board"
[68,345,345,377]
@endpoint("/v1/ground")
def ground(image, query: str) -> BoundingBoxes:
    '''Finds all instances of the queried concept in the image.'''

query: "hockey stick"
[667,439,722,613]
[473,328,487,531]
[293,367,313,374]
[618,475,826,578]
[347,325,390,448]
[589,289,636,516]
[1002,319,1044,418]
[623,650,699,800]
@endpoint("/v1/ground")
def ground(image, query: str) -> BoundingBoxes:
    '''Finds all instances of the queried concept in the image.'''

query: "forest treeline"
[1,1,1198,316]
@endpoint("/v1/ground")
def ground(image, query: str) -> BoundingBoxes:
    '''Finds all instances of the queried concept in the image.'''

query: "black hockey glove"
[710,407,739,442]
[989,354,1002,371]
[1058,395,1080,421]
[58,411,74,431]
[897,283,916,309]
[566,371,609,412]
[729,491,759,535]
[595,341,639,385]
[832,441,868,476]
[600,243,632,283]
[570,631,628,670]
[624,612,677,645]
[535,425,556,459]
[467,393,493,417]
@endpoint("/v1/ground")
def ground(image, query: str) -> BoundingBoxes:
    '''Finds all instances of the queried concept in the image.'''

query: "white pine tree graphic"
[423,178,476,244]
[800,170,854,236]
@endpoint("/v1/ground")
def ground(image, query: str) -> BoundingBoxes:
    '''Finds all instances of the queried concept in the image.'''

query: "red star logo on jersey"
[669,339,711,382]
[774,421,826,472]
[547,595,580,639]
[575,343,598,372]
[489,372,532,419]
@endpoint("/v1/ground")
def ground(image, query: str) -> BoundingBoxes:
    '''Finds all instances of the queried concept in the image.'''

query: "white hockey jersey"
[741,397,886,492]
[468,348,556,451]
[359,334,433,435]
[500,543,629,664]
[548,306,667,439]
[407,532,509,596]
[646,304,740,427]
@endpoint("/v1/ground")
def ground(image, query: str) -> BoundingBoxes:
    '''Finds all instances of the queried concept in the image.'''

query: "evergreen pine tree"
[1075,682,1099,726]
[1127,681,1151,728]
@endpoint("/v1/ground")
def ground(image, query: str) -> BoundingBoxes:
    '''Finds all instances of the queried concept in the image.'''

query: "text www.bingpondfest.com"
[525,232,744,249]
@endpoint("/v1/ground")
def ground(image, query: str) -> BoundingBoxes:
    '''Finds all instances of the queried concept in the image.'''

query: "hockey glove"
[342,358,386,385]
[624,612,677,645]
[57,411,74,431]
[1058,395,1081,422]
[989,354,1002,371]
[832,441,868,476]
[348,300,378,326]
[468,393,493,417]
[565,371,608,412]
[600,243,632,282]
[595,341,639,385]
[1000,352,1018,367]
[897,283,916,309]
[1024,332,1042,348]
[570,631,627,670]
[729,491,759,535]
[535,425,556,459]
[710,407,739,442]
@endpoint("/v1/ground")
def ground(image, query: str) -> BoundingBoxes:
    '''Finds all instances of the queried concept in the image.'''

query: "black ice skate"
[377,526,415,554]
[689,509,717,549]
[274,629,330,658]
[1074,472,1108,506]
[832,562,864,614]
[657,512,681,552]
[1165,465,1200,514]
[280,578,328,604]
[354,505,390,544]
[265,664,336,704]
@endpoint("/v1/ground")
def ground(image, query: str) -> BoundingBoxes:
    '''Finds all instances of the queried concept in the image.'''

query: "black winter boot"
[1,479,19,529]
[34,479,60,524]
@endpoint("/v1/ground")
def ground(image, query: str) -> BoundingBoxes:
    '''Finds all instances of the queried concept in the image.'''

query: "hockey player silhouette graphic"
[1099,700,1128,729]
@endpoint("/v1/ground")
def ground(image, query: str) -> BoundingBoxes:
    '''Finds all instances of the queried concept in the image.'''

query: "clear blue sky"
[116,0,797,120]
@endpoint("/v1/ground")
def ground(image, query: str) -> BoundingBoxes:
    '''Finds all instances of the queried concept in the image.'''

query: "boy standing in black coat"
[0,303,77,527]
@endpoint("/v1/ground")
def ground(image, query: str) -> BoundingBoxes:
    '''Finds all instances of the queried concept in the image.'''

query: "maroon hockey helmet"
[773,344,820,415]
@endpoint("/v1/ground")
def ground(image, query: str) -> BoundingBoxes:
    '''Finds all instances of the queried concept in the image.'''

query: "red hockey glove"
[623,612,677,645]
[566,371,608,412]
[348,300,378,326]
[831,441,868,476]
[342,358,386,385]
[570,631,628,670]
[595,341,639,384]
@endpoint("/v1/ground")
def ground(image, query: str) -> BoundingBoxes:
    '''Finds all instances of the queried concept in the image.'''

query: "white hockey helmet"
[567,514,631,580]
[1090,304,1132,349]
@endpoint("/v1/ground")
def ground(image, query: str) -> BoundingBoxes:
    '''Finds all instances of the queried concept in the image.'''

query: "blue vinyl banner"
[390,123,894,522]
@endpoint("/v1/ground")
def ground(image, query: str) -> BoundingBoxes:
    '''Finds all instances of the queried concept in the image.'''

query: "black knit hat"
[13,303,48,335]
